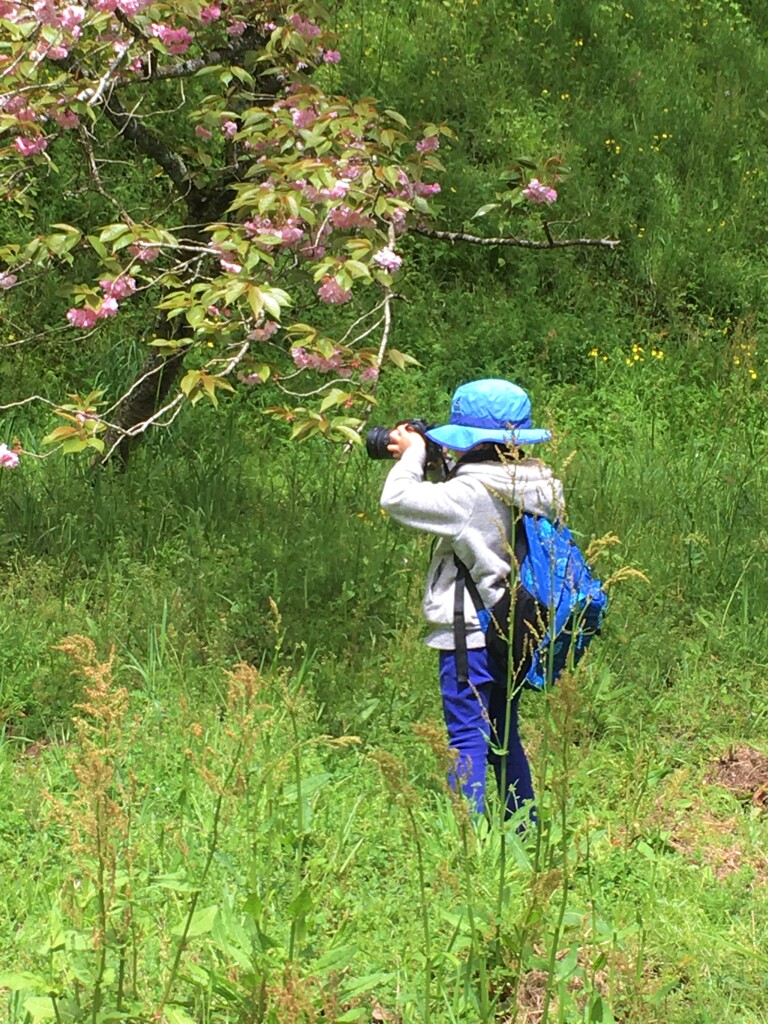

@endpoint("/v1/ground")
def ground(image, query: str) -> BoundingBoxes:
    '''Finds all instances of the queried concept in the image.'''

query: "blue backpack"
[454,514,608,690]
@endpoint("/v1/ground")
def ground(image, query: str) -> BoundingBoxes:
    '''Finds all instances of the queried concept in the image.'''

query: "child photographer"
[379,379,564,818]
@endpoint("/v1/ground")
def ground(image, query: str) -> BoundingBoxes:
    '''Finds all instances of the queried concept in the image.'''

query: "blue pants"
[439,647,535,818]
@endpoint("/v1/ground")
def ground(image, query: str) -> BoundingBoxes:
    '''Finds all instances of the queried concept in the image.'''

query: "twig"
[413,226,620,250]
[0,394,59,412]
[86,46,131,109]
[78,127,134,224]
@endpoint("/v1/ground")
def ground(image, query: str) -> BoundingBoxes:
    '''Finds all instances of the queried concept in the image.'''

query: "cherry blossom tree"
[0,1,616,467]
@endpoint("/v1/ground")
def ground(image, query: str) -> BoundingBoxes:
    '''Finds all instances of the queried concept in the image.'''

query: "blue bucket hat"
[425,379,551,452]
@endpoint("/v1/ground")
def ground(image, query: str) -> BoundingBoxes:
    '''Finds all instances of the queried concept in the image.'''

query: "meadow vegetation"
[2,0,768,1022]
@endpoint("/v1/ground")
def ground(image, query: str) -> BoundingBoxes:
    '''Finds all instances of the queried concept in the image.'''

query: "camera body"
[365,419,443,466]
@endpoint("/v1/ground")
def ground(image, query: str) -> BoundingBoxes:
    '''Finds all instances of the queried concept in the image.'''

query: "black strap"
[451,517,530,686]
[453,556,486,685]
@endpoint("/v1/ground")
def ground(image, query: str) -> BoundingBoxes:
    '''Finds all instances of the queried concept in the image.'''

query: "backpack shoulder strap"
[453,555,485,686]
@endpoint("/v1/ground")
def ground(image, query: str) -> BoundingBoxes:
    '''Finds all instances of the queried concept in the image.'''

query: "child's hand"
[386,424,427,459]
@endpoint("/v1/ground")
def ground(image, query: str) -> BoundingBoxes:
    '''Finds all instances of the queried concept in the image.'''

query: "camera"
[365,418,443,465]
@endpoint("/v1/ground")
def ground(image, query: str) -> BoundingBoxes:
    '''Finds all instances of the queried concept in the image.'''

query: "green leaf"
[247,285,263,318]
[473,203,500,218]
[290,419,321,442]
[384,108,409,127]
[320,389,349,413]
[172,904,218,939]
[99,223,130,243]
[180,370,201,397]
[344,260,371,280]
[22,997,56,1021]
[87,235,109,260]
[261,291,283,319]
[186,305,207,329]
[61,437,89,454]
[340,972,395,1000]
[165,1007,198,1024]
[387,348,420,370]
[335,1010,368,1023]
[150,873,200,893]
[0,972,51,993]
[42,425,79,445]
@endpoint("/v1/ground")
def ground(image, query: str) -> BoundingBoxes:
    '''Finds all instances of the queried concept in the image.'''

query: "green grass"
[3,0,768,1019]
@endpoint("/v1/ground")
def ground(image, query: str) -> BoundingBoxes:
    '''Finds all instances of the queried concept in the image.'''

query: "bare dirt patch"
[704,744,768,805]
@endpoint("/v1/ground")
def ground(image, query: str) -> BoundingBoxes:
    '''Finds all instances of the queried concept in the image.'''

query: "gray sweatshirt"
[380,447,565,649]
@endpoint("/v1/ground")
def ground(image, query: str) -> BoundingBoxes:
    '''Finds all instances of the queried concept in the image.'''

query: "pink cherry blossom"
[0,444,19,469]
[66,307,98,328]
[416,135,440,153]
[226,20,246,36]
[0,272,17,288]
[304,179,349,201]
[54,108,79,129]
[195,124,213,140]
[117,0,151,14]
[32,0,57,26]
[413,181,441,197]
[291,107,316,130]
[291,347,312,368]
[97,296,119,318]
[61,5,85,31]
[239,371,263,385]
[323,50,341,64]
[329,205,374,230]
[317,276,351,305]
[149,23,194,55]
[360,366,379,383]
[373,247,402,272]
[248,320,280,341]
[289,14,321,38]
[129,242,160,262]
[100,276,136,300]
[199,4,220,24]
[522,178,557,204]
[221,119,238,138]
[220,257,242,274]
[14,135,47,156]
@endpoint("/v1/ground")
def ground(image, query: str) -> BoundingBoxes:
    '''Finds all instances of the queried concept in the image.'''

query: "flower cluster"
[128,242,159,262]
[149,23,194,55]
[292,346,346,372]
[248,320,280,341]
[289,13,321,38]
[328,205,374,230]
[522,178,558,204]
[373,247,402,272]
[317,276,351,304]
[14,136,47,157]
[243,215,305,248]
[0,443,20,468]
[303,179,350,201]
[416,135,440,154]
[67,276,137,327]
[390,170,441,201]
[199,4,220,24]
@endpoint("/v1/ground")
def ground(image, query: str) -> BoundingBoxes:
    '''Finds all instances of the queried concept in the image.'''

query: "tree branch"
[101,92,201,205]
[413,226,620,250]
[126,26,268,84]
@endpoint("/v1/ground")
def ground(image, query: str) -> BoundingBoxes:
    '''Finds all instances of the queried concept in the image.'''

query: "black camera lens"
[365,426,394,460]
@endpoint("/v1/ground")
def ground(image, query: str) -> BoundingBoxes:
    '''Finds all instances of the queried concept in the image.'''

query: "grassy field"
[3,0,768,1021]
